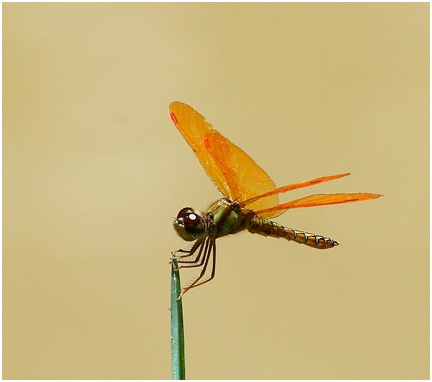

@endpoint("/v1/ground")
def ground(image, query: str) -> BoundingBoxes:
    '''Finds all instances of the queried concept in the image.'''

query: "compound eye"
[184,212,199,226]
[177,208,199,226]
[174,207,206,240]
[177,207,194,220]
[176,207,204,233]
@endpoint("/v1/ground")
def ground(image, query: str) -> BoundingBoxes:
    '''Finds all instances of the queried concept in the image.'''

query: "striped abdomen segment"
[247,216,338,250]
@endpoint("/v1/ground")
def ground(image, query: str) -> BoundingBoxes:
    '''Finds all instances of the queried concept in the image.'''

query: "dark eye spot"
[176,207,204,234]
[177,207,193,220]
[184,213,197,224]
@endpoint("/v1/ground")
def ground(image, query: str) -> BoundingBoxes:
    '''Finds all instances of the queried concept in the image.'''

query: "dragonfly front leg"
[179,238,216,297]
[171,239,203,260]
[176,239,208,269]
[170,238,208,272]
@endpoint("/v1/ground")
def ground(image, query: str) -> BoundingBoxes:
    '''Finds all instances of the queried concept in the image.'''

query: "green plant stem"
[171,259,185,380]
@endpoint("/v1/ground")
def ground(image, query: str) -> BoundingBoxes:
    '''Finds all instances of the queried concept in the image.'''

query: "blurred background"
[3,3,429,379]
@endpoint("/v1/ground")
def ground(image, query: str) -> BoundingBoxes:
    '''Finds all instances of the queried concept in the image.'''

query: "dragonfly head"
[174,207,206,241]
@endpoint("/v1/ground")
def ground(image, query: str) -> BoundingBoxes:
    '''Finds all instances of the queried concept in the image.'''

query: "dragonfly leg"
[179,238,216,297]
[171,239,203,259]
[176,239,208,269]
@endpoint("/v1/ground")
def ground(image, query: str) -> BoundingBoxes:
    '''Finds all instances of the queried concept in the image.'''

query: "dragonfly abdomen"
[247,216,338,250]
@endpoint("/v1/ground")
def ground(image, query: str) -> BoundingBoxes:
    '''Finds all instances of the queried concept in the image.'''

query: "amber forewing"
[170,102,232,198]
[204,132,278,213]
[170,102,279,213]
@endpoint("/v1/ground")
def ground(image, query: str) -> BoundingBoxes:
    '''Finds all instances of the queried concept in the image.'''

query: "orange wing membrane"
[170,102,231,198]
[240,173,350,206]
[170,102,279,212]
[203,132,278,212]
[255,193,382,216]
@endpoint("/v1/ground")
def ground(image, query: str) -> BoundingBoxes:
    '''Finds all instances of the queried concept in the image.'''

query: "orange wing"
[240,173,350,208]
[254,192,382,217]
[169,102,279,212]
[170,101,382,217]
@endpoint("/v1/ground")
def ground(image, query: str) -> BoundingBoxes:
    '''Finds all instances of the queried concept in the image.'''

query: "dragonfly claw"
[177,288,188,300]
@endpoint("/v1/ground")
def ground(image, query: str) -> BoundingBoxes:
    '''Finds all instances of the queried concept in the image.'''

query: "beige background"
[3,3,429,380]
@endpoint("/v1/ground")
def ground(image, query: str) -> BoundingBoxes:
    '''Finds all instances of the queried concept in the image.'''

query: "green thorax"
[207,198,254,238]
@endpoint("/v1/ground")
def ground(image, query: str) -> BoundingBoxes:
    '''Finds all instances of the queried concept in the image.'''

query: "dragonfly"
[170,101,381,297]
